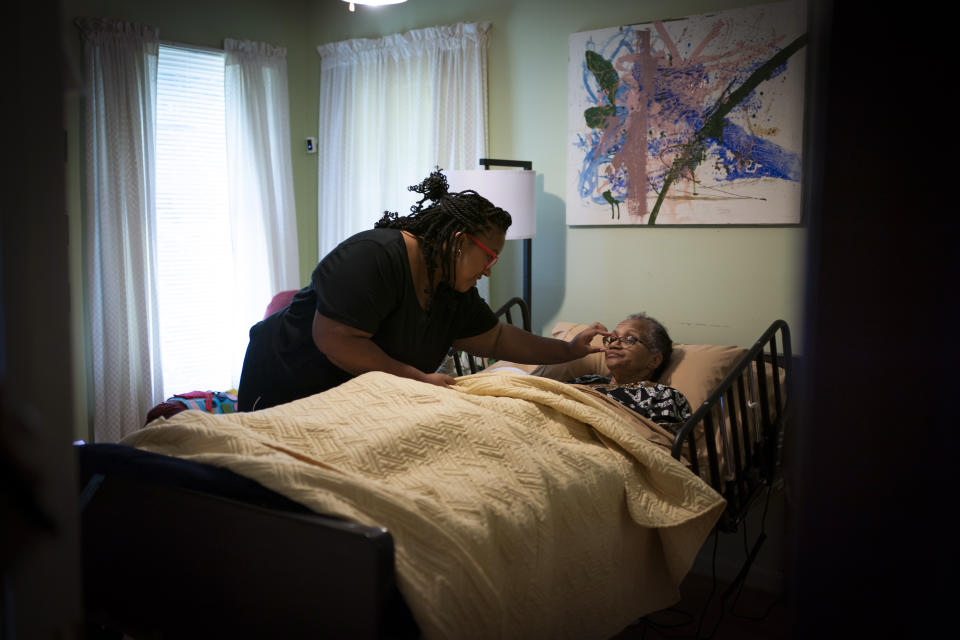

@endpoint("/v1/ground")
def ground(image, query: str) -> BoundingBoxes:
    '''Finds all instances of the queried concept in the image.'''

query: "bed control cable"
[698,482,781,639]
[637,481,780,639]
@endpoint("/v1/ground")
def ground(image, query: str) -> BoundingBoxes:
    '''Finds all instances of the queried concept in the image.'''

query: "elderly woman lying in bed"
[567,313,692,432]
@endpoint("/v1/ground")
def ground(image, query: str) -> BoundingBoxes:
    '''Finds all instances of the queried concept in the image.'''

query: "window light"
[156,44,236,398]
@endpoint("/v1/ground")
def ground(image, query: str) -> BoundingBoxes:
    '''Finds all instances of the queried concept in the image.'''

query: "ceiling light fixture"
[342,0,407,12]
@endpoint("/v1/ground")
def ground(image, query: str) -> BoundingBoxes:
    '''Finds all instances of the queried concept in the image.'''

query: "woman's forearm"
[492,322,609,364]
[312,311,431,383]
[323,333,429,381]
[498,336,573,364]
[455,322,606,365]
[489,323,582,364]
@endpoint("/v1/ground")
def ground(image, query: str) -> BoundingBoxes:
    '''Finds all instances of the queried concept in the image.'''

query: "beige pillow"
[657,344,748,411]
[649,342,748,489]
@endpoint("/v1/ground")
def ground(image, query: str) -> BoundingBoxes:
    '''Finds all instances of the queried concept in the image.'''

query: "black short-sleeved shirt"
[238,228,498,410]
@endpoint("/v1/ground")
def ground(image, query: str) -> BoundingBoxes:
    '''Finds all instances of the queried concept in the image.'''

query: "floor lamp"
[443,159,537,314]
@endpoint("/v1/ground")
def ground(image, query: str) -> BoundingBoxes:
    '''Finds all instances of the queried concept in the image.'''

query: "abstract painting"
[566,0,807,225]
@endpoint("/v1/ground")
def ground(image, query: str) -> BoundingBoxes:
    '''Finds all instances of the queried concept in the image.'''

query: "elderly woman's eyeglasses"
[602,334,646,349]
[467,234,498,270]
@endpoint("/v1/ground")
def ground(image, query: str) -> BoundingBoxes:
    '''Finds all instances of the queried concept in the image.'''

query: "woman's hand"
[420,372,457,388]
[567,322,611,358]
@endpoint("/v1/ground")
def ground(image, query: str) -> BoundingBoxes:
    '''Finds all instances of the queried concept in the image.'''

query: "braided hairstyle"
[375,169,512,296]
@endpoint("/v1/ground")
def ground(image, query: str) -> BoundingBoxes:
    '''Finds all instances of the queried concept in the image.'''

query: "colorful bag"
[169,390,239,414]
[145,390,239,425]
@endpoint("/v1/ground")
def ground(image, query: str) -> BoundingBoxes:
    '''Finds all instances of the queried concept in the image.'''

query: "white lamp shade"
[443,169,537,240]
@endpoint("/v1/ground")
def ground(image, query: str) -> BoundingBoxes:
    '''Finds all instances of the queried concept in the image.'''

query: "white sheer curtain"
[79,19,163,443]
[316,22,490,265]
[223,39,300,382]
[79,24,301,440]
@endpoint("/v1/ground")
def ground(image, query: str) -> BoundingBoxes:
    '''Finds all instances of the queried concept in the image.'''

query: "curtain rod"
[71,19,226,55]
[160,40,225,55]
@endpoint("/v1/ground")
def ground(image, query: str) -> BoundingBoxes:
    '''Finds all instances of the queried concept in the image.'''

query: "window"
[155,44,235,398]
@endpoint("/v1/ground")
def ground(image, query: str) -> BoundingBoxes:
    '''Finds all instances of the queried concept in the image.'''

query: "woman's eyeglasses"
[602,334,646,349]
[466,234,498,270]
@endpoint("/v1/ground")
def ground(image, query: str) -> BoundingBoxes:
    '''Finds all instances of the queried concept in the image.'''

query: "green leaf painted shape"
[586,50,619,106]
[585,105,617,129]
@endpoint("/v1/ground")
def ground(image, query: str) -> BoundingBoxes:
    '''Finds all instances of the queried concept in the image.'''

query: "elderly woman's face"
[452,228,505,292]
[604,318,663,383]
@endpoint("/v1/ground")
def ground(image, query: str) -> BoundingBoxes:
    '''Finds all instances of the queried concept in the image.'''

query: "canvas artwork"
[566,0,808,226]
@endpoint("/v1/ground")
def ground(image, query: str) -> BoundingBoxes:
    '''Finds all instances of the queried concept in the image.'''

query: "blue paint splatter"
[708,123,801,182]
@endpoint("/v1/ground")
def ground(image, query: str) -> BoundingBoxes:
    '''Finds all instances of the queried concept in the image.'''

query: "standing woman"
[238,169,607,411]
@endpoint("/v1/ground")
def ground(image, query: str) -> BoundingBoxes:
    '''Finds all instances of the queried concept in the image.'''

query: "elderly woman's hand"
[567,322,611,359]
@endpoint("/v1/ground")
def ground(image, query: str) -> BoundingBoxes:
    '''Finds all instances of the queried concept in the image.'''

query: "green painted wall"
[63,0,806,439]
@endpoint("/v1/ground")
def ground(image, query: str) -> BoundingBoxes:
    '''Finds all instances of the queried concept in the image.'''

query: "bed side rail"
[77,444,419,639]
[670,320,792,533]
[450,297,531,375]
[80,474,417,639]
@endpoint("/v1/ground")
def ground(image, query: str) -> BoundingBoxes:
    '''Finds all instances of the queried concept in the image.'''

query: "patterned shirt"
[570,375,693,433]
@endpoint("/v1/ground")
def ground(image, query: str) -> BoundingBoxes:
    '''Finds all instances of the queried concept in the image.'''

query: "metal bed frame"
[671,319,791,533]
[449,296,531,375]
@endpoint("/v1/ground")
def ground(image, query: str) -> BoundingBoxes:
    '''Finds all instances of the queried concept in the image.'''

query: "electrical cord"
[703,482,782,637]
[635,530,722,640]
[636,607,697,639]
[693,530,721,638]
[634,478,784,638]
[669,483,782,639]
[726,483,782,623]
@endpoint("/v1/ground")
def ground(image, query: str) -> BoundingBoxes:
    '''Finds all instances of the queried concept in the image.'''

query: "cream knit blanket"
[122,371,725,639]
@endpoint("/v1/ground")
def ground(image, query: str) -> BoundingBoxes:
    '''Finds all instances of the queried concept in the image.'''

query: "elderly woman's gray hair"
[626,312,673,379]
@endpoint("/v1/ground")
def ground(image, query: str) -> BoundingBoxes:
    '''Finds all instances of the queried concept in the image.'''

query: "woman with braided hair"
[237,169,608,411]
